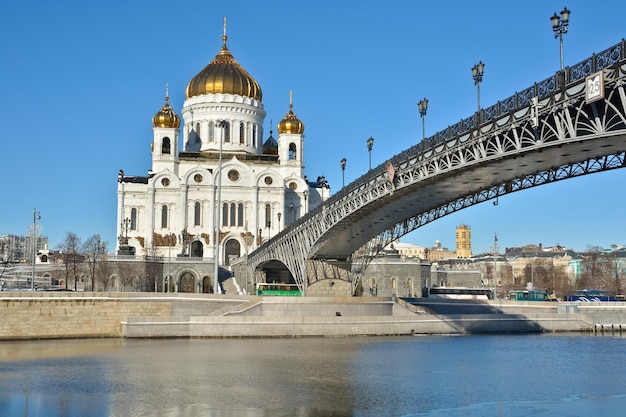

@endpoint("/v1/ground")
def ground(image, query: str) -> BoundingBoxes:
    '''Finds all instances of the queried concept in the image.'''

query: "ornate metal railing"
[257,39,626,255]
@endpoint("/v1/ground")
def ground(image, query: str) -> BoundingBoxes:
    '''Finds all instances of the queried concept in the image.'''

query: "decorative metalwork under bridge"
[247,39,626,295]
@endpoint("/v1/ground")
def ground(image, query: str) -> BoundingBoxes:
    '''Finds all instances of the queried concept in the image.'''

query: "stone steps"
[220,277,241,295]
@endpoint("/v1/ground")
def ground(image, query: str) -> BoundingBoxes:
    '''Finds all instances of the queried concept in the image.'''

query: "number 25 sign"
[585,71,604,104]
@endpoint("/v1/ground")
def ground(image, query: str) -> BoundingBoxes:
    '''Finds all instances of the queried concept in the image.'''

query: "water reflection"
[1,335,625,417]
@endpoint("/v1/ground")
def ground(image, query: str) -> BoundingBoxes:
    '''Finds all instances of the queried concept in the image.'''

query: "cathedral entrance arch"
[179,272,196,293]
[224,239,241,266]
[191,240,203,258]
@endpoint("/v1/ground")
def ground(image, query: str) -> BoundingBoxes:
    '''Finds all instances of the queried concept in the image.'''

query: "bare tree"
[57,232,82,290]
[82,234,107,291]
[605,253,621,295]
[98,253,113,291]
[0,239,9,281]
[580,245,608,290]
[117,262,141,291]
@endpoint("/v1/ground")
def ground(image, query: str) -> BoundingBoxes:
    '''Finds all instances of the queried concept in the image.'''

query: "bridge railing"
[254,39,626,254]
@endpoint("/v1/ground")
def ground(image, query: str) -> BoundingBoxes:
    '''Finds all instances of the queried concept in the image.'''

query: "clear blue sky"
[1,0,625,255]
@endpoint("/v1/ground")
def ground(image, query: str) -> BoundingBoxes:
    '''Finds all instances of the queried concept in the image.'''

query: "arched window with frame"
[209,121,215,142]
[161,205,168,228]
[130,208,137,230]
[222,202,228,227]
[252,125,257,147]
[194,202,201,226]
[289,143,297,160]
[239,123,245,144]
[195,122,201,142]
[224,122,231,142]
[162,137,171,154]
[229,203,236,226]
[237,203,244,226]
[265,203,271,228]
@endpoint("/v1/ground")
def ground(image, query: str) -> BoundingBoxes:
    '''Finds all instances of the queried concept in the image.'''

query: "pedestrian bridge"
[246,40,626,295]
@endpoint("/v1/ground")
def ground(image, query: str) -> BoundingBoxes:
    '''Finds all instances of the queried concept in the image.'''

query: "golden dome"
[277,91,304,134]
[152,95,180,128]
[185,33,262,101]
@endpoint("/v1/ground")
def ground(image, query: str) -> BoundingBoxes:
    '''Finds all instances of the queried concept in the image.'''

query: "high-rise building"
[0,234,48,263]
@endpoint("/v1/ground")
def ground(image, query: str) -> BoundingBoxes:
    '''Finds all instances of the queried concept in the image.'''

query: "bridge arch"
[247,40,626,296]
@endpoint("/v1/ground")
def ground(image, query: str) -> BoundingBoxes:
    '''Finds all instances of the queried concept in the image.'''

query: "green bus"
[510,290,549,301]
[256,282,301,296]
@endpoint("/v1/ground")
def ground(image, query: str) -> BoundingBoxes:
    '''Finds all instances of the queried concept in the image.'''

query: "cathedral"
[116,24,329,290]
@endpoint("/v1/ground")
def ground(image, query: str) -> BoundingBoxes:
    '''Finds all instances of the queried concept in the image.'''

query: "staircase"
[221,277,242,295]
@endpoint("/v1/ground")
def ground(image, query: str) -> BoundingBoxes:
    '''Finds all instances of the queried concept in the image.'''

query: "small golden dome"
[152,95,180,128]
[185,33,262,101]
[277,91,304,134]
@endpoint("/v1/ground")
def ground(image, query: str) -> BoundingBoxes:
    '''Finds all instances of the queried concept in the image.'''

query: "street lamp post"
[550,7,571,71]
[303,190,308,215]
[31,208,41,291]
[214,120,226,294]
[166,234,172,293]
[418,98,428,141]
[531,257,536,289]
[366,137,374,171]
[471,61,485,113]
[340,158,346,188]
[493,233,498,300]
[244,221,249,295]
[121,218,130,243]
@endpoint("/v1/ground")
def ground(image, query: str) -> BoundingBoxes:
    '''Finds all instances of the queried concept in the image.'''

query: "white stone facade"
[116,34,328,272]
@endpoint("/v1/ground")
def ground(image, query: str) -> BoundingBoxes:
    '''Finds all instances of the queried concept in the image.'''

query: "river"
[0,334,624,416]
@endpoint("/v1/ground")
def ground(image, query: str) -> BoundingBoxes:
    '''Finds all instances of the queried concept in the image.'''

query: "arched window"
[130,208,137,230]
[289,143,297,160]
[161,205,168,228]
[252,125,257,147]
[237,203,244,226]
[224,122,231,142]
[239,123,245,144]
[265,204,271,228]
[195,123,201,141]
[209,121,215,142]
[189,126,199,144]
[224,239,241,266]
[162,137,171,154]
[194,202,201,226]
[222,203,228,227]
[229,203,236,226]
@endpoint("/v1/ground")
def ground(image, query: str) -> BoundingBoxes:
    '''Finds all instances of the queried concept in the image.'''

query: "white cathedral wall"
[119,165,299,261]
[181,94,265,154]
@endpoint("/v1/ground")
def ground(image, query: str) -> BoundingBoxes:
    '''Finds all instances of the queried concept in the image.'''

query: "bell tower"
[455,224,472,258]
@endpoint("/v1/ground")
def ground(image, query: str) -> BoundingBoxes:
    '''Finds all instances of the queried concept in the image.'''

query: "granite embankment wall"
[0,292,243,340]
[1,292,622,340]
